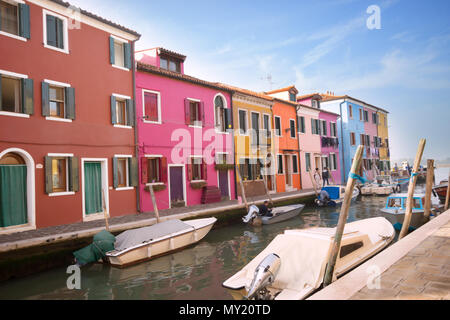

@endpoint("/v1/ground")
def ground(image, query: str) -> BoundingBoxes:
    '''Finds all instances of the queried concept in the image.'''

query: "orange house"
[270,96,301,193]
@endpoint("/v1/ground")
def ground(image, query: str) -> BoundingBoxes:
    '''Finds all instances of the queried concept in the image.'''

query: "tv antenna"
[260,73,274,91]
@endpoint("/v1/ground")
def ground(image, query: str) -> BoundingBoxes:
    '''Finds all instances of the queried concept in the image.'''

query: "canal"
[0,191,411,300]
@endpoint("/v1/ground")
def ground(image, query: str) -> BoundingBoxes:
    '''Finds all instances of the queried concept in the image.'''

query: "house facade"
[377,110,391,174]
[318,110,341,185]
[362,105,380,181]
[135,49,235,211]
[0,0,140,234]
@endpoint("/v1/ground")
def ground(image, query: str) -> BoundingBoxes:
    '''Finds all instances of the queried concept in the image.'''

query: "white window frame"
[110,35,130,71]
[144,154,164,186]
[142,89,162,124]
[330,121,337,137]
[112,93,132,129]
[289,119,296,138]
[213,93,229,134]
[0,69,30,118]
[237,108,249,136]
[47,153,75,197]
[114,154,133,191]
[274,116,282,137]
[0,0,27,41]
[44,79,72,123]
[187,97,202,128]
[42,9,70,54]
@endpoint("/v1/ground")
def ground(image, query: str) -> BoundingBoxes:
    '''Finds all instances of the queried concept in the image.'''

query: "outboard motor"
[245,253,281,300]
[315,189,331,207]
[242,205,260,223]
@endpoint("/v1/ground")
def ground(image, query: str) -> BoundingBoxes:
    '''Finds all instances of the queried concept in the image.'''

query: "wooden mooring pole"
[237,167,249,211]
[101,189,110,231]
[262,171,274,205]
[149,185,161,223]
[399,139,426,239]
[323,145,364,287]
[445,169,450,211]
[308,169,319,196]
[423,159,434,221]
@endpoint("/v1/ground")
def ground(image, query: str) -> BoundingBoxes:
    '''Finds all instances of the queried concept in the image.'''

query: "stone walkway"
[350,220,450,300]
[0,189,315,251]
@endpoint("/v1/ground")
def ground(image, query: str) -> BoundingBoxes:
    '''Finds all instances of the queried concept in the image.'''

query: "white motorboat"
[242,204,305,225]
[105,217,217,267]
[222,217,395,300]
[360,175,401,196]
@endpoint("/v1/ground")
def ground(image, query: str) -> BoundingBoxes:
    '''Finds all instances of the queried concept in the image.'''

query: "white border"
[142,89,162,124]
[213,93,229,134]
[46,117,72,123]
[289,118,296,138]
[44,79,71,87]
[0,69,28,79]
[42,9,70,54]
[81,158,109,221]
[0,111,30,118]
[274,116,282,137]
[0,148,36,234]
[168,164,187,209]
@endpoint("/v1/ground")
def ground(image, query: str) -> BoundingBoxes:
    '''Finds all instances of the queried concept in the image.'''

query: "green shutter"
[21,78,34,115]
[126,99,134,127]
[46,15,56,47]
[65,87,75,119]
[110,95,117,124]
[0,165,28,227]
[19,3,30,39]
[112,157,118,188]
[109,37,115,65]
[44,156,53,194]
[56,17,64,49]
[68,157,79,192]
[41,82,50,116]
[129,157,138,187]
[124,42,132,69]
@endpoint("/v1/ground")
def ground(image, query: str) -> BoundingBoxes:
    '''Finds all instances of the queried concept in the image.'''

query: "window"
[348,105,353,118]
[340,241,364,258]
[45,155,78,195]
[292,155,298,173]
[298,116,305,133]
[114,157,137,189]
[238,109,247,134]
[52,157,67,192]
[115,99,127,125]
[143,90,160,123]
[215,95,226,132]
[277,154,283,174]
[305,153,311,172]
[190,101,200,125]
[388,198,402,208]
[141,156,167,184]
[289,92,296,102]
[372,113,377,124]
[320,120,327,136]
[160,55,181,73]
[216,153,228,165]
[322,156,329,170]
[330,153,337,170]
[42,81,75,121]
[251,112,260,146]
[49,86,65,118]
[114,41,125,67]
[44,11,68,52]
[190,157,205,181]
[312,100,320,109]
[350,132,356,145]
[0,76,20,113]
[148,158,160,183]
[289,119,296,138]
[363,110,369,122]
[359,108,363,121]
[239,158,254,181]
[385,139,389,148]
[311,118,320,135]
[0,0,18,35]
[330,122,337,137]
[263,114,271,137]
[274,116,281,136]
[109,37,131,69]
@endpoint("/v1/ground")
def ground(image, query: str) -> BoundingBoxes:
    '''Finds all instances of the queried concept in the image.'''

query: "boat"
[433,180,448,204]
[98,218,216,268]
[360,175,401,196]
[222,217,395,300]
[242,204,305,225]
[315,185,359,207]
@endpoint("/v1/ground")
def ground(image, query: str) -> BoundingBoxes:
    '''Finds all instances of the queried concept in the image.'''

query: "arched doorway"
[0,153,28,228]
[0,148,35,233]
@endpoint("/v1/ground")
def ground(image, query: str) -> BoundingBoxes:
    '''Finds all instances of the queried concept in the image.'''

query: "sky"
[69,0,450,163]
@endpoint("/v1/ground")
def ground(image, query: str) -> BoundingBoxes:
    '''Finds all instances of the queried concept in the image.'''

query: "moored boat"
[242,204,305,225]
[433,180,448,204]
[315,185,359,207]
[222,217,395,300]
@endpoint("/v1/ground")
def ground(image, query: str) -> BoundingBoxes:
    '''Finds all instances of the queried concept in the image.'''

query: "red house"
[0,0,140,234]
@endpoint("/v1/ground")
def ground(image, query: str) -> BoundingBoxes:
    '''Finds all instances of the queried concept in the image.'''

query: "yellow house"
[377,109,390,173]
[219,84,275,197]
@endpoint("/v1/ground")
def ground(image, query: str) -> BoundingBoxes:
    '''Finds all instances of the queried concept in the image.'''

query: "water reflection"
[0,192,424,300]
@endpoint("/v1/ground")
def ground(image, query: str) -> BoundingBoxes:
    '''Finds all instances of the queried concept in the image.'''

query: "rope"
[349,173,368,184]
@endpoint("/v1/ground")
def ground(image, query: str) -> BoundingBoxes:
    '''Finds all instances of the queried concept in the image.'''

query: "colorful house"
[218,84,275,197]
[0,0,140,234]
[265,87,301,192]
[135,49,235,211]
[318,110,341,185]
[362,105,380,181]
[377,109,391,174]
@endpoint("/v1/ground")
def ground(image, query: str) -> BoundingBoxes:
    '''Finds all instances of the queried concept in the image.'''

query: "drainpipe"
[230,91,238,201]
[296,104,303,190]
[339,100,346,183]
[132,40,141,213]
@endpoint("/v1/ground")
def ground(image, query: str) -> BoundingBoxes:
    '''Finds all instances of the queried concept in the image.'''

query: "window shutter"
[187,163,193,181]
[160,157,168,183]
[200,101,205,126]
[0,75,2,111]
[311,118,315,134]
[112,157,118,188]
[44,156,53,194]
[68,157,79,192]
[110,95,117,124]
[202,159,207,180]
[19,3,30,39]
[65,87,75,119]
[141,157,148,184]
[225,108,233,129]
[124,42,132,69]
[21,78,34,115]
[129,157,138,187]
[46,15,56,47]
[41,82,50,116]
[126,99,134,127]
[56,18,64,49]
[184,99,190,125]
[109,37,115,65]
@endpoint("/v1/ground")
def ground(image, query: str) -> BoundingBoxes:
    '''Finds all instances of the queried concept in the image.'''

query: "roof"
[157,47,187,61]
[296,93,322,101]
[137,62,232,92]
[264,85,298,95]
[320,93,389,114]
[49,0,140,38]
[215,83,274,102]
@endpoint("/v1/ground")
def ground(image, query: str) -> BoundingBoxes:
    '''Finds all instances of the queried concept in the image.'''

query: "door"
[284,155,292,186]
[218,170,229,199]
[0,153,27,227]
[84,162,103,215]
[170,166,185,206]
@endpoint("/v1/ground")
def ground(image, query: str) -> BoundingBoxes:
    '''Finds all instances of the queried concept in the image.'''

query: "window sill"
[115,186,134,191]
[190,180,205,183]
[83,212,109,222]
[146,182,165,186]
[0,111,30,118]
[49,191,75,197]
[143,120,162,125]
[44,44,69,54]
[189,125,203,129]
[0,31,27,42]
[113,124,133,129]
[215,129,230,135]
[112,64,130,72]
[46,116,72,123]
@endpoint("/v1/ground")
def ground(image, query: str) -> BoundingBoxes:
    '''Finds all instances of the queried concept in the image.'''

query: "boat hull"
[380,208,424,228]
[261,204,305,225]
[433,184,448,203]
[106,219,216,268]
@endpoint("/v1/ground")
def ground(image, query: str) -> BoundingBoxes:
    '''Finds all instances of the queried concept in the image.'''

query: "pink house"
[135,48,235,212]
[319,110,342,185]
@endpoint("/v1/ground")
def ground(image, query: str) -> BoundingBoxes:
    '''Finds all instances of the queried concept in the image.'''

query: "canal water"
[1,189,421,301]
